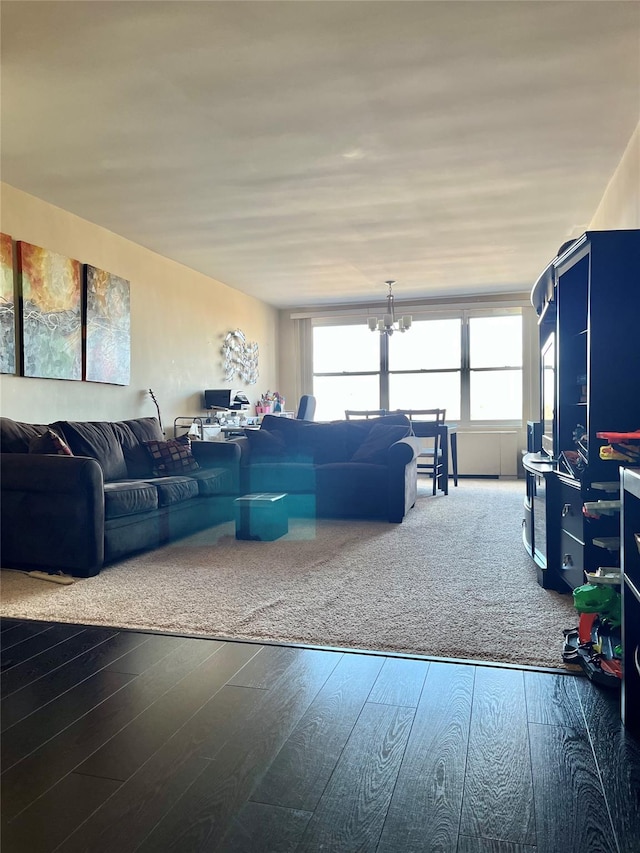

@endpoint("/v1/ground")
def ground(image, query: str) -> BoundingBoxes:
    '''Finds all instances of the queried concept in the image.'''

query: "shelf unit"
[621,468,640,732]
[526,230,640,592]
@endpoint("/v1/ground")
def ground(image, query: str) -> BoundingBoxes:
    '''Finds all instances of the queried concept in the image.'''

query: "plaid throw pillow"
[143,435,200,476]
[29,428,74,456]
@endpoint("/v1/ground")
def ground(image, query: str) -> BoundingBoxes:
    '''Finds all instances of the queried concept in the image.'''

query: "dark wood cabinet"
[522,454,560,589]
[621,468,640,732]
[526,230,640,593]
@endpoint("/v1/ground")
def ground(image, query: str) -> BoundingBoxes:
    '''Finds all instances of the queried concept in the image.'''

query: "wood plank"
[215,801,312,853]
[0,630,150,731]
[1,636,221,821]
[528,722,617,853]
[367,656,429,707]
[0,621,55,652]
[57,685,265,853]
[2,669,136,771]
[2,771,121,853]
[1,626,118,697]
[227,644,301,688]
[76,641,259,781]
[459,667,536,847]
[457,837,537,852]
[296,701,415,853]
[1,622,85,673]
[574,677,640,852]
[251,652,385,811]
[102,631,193,674]
[523,671,584,729]
[376,661,474,853]
[136,648,340,852]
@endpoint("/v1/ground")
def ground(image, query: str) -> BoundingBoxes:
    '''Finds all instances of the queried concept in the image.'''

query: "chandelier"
[367,280,412,336]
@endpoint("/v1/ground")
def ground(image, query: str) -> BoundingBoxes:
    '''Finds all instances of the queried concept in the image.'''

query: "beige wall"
[590,120,640,230]
[0,183,278,429]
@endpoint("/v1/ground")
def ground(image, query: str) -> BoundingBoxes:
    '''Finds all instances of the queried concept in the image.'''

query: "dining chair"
[393,408,447,495]
[344,409,387,420]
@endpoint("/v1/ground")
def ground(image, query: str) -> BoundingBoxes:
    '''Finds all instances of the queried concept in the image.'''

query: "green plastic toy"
[573,583,621,627]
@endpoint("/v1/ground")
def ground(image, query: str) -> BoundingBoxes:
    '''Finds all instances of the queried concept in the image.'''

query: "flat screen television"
[541,333,555,457]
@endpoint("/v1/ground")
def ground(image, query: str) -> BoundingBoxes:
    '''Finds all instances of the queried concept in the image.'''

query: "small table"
[234,493,289,541]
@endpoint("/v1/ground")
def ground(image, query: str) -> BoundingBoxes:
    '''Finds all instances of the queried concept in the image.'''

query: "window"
[313,325,380,421]
[388,319,461,418]
[312,310,522,424]
[469,315,522,420]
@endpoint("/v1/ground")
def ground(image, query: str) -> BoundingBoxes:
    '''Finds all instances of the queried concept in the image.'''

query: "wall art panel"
[84,264,130,385]
[0,233,16,374]
[18,241,82,380]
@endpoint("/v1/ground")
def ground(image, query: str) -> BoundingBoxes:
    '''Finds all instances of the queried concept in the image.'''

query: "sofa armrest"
[388,436,422,465]
[215,436,251,466]
[190,440,241,466]
[1,453,104,577]
[387,437,421,523]
[190,439,241,493]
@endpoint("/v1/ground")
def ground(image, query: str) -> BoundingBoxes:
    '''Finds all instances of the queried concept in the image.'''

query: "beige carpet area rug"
[0,479,579,669]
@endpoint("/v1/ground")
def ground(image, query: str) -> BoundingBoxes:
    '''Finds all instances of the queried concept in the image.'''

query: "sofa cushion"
[53,420,128,482]
[104,480,159,519]
[247,462,317,494]
[350,422,411,464]
[188,467,234,496]
[114,417,165,478]
[29,428,74,456]
[295,421,350,464]
[0,418,49,453]
[257,416,350,464]
[260,414,310,437]
[147,475,199,507]
[143,435,200,476]
[243,427,287,460]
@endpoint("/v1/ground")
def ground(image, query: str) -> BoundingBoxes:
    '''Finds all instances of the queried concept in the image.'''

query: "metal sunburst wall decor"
[222,329,259,385]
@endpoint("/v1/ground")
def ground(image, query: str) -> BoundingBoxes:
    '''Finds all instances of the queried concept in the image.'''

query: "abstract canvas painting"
[84,265,130,385]
[0,233,16,374]
[18,241,82,380]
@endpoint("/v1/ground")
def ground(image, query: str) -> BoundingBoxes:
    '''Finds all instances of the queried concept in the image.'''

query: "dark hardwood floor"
[1,617,639,853]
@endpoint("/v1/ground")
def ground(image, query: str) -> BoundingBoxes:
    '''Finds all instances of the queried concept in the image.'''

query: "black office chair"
[296,395,316,421]
[394,408,447,495]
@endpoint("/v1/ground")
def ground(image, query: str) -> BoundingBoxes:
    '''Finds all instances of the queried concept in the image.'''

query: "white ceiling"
[1,1,639,309]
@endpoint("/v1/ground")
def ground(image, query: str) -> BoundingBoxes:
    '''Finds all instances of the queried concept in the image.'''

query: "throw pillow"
[244,427,287,459]
[350,423,411,465]
[295,421,349,464]
[52,420,129,481]
[345,413,411,458]
[28,428,74,456]
[1,418,50,453]
[143,435,200,476]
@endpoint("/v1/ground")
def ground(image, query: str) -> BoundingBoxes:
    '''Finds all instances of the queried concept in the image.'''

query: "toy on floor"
[562,581,622,687]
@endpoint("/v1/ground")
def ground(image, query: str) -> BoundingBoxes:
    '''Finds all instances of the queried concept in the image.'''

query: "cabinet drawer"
[560,483,584,542]
[560,529,585,589]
